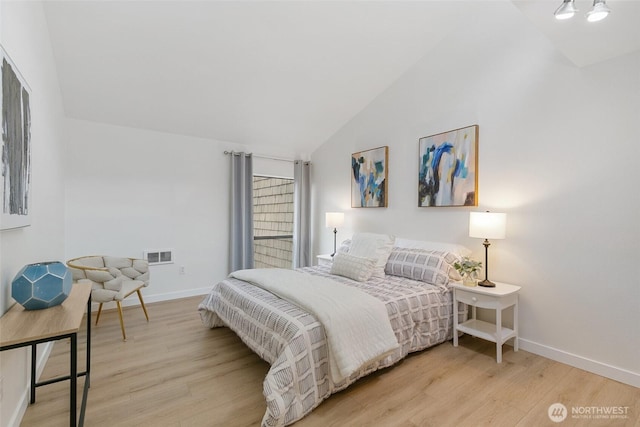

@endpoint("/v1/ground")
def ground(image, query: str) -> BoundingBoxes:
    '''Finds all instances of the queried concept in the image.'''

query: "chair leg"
[95,303,103,325]
[137,290,150,322]
[116,301,127,341]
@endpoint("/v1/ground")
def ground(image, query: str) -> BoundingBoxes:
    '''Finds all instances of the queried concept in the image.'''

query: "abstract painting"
[1,46,32,229]
[351,146,388,208]
[418,125,478,207]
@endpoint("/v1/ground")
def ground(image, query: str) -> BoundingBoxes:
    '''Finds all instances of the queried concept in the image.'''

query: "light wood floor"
[20,296,639,426]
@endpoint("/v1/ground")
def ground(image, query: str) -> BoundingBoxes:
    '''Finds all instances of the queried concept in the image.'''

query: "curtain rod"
[223,150,298,163]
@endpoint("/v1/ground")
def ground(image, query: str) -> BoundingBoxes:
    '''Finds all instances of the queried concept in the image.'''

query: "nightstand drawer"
[455,289,501,309]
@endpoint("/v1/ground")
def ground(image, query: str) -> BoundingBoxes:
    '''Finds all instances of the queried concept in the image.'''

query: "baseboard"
[89,287,212,311]
[7,342,54,427]
[140,287,212,305]
[518,338,640,388]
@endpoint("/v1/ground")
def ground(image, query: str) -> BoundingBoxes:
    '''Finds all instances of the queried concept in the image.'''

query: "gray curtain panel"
[230,152,254,272]
[293,160,311,268]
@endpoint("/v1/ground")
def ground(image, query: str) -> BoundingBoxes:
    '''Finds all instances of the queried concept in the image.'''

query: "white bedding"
[230,268,399,383]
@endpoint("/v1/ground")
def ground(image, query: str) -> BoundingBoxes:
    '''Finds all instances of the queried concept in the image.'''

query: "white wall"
[311,4,640,387]
[0,2,67,425]
[64,119,295,305]
[1,4,637,425]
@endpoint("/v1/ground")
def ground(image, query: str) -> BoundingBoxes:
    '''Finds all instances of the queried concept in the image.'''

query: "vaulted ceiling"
[42,1,640,157]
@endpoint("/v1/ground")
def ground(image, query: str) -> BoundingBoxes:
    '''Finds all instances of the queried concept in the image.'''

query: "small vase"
[463,272,477,287]
[11,261,72,310]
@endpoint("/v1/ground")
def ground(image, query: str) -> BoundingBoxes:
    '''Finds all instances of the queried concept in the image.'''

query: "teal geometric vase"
[11,261,72,310]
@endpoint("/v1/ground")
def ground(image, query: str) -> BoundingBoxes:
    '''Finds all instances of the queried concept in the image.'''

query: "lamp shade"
[325,212,344,229]
[586,0,610,22]
[469,212,506,240]
[554,0,578,20]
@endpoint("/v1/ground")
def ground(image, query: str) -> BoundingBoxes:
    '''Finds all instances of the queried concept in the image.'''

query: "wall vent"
[144,249,174,265]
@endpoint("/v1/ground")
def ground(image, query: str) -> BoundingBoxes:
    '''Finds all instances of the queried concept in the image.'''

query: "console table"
[0,282,92,426]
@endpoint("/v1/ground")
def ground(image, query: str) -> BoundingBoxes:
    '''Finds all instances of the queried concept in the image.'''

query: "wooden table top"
[0,282,91,348]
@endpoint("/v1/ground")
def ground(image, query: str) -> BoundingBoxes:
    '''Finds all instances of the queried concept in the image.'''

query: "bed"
[198,235,469,427]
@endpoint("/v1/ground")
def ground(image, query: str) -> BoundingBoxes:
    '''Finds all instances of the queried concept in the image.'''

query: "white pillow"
[330,252,376,282]
[394,238,471,257]
[348,232,395,278]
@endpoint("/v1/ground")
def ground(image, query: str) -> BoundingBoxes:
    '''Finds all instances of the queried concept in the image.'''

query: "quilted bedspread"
[198,265,466,427]
[229,268,399,383]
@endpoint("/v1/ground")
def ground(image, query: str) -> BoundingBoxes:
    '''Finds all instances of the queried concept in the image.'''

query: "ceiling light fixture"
[586,0,611,22]
[554,0,611,22]
[554,0,578,20]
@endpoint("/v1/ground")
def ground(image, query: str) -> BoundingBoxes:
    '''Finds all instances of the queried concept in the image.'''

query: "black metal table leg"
[30,343,36,404]
[86,294,91,388]
[79,293,92,426]
[70,333,77,427]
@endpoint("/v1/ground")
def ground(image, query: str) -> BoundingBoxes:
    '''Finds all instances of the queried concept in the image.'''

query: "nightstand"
[316,254,333,267]
[451,281,521,363]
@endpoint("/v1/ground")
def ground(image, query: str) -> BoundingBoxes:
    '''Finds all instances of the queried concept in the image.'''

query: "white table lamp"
[325,212,344,257]
[469,211,506,287]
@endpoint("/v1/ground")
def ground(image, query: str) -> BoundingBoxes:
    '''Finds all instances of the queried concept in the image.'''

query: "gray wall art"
[1,45,32,230]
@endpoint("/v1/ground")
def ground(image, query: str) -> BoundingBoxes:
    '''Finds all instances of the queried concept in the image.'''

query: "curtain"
[230,152,254,272]
[293,160,311,268]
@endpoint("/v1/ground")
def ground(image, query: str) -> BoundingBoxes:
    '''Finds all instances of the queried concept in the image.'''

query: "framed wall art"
[1,45,32,230]
[418,125,478,207]
[351,146,388,208]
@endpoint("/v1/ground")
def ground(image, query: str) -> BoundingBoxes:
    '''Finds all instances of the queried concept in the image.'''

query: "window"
[253,176,294,269]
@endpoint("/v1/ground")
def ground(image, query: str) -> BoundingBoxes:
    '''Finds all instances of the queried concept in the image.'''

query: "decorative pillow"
[385,248,462,286]
[348,233,395,278]
[330,252,377,282]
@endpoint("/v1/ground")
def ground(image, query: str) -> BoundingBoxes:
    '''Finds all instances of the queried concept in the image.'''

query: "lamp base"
[478,279,496,288]
[332,228,337,258]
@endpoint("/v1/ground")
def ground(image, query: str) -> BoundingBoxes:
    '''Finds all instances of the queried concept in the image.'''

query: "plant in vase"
[453,257,483,287]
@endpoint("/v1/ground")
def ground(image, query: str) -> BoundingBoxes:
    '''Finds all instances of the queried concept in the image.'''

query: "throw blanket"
[230,268,399,383]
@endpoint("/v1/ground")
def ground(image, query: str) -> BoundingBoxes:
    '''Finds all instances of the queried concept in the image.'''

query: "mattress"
[198,265,466,427]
